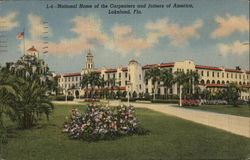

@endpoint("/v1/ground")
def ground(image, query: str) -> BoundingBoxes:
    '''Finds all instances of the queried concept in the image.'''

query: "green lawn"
[181,105,250,117]
[1,104,250,160]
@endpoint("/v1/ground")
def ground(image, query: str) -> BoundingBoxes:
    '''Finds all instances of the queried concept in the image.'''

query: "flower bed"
[84,99,100,102]
[181,99,200,106]
[63,105,148,141]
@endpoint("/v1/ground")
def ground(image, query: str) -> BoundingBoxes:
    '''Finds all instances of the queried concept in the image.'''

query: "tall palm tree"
[160,70,174,99]
[186,71,200,94]
[145,67,161,100]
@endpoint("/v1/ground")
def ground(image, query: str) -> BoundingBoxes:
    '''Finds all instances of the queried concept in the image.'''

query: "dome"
[129,59,138,63]
[87,52,93,57]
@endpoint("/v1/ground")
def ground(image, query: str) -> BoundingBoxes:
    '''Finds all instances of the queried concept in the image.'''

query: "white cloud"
[25,15,203,57]
[218,40,249,56]
[28,14,52,40]
[107,24,155,56]
[211,14,249,39]
[24,15,108,56]
[0,12,19,31]
[145,18,203,47]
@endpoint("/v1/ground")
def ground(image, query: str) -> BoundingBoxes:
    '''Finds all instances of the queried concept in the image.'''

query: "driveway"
[109,101,250,138]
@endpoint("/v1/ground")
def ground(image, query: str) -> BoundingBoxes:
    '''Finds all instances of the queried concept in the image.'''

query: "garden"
[1,104,250,160]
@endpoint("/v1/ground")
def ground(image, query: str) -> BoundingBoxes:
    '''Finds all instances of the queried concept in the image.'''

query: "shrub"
[63,105,149,141]
[52,95,74,101]
[181,99,200,106]
[120,98,137,102]
[151,99,179,104]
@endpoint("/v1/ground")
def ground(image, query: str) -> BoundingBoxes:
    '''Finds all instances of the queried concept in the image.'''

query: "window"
[212,72,214,77]
[119,73,121,78]
[108,74,110,79]
[227,73,228,78]
[201,71,204,76]
[139,84,141,89]
[125,72,127,78]
[207,71,209,77]
[113,73,115,78]
[222,73,224,78]
[146,88,148,93]
[217,72,219,78]
[146,79,148,85]
[139,74,141,80]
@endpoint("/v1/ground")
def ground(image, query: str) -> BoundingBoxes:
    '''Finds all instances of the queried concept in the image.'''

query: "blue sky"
[0,0,249,74]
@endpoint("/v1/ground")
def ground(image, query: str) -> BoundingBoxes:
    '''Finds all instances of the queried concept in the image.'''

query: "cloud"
[24,15,108,56]
[107,24,155,56]
[211,14,249,39]
[28,14,52,39]
[145,18,203,47]
[0,12,19,31]
[218,40,249,56]
[25,15,203,57]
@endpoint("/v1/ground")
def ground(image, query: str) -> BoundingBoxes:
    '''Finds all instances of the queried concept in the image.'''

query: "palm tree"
[186,71,200,94]
[9,78,54,129]
[160,70,174,99]
[145,67,161,100]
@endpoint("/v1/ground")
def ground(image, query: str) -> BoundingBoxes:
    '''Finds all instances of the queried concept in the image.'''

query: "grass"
[181,104,250,117]
[1,104,250,160]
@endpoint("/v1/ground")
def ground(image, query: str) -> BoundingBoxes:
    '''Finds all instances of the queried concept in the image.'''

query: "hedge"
[151,99,179,104]
[51,95,74,101]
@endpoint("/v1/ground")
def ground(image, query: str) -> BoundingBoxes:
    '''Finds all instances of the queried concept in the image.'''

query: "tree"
[145,67,161,100]
[80,72,101,98]
[160,70,174,99]
[8,78,54,129]
[224,82,245,106]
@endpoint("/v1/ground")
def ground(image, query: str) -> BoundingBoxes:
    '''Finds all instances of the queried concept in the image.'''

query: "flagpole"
[23,28,25,55]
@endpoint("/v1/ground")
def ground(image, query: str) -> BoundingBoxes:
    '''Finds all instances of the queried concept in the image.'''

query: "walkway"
[109,101,250,138]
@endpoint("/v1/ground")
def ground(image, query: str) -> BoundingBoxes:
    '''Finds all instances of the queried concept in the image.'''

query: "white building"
[55,52,250,100]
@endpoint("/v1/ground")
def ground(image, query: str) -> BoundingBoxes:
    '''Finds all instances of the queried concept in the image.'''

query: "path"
[109,101,250,138]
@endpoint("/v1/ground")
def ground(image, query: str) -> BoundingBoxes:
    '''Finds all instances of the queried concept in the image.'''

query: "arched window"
[212,80,215,84]
[226,81,229,84]
[217,80,220,84]
[222,81,225,84]
[200,79,205,84]
[206,80,210,84]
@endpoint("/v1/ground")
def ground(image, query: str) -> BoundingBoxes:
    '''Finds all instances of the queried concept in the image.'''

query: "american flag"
[16,32,24,39]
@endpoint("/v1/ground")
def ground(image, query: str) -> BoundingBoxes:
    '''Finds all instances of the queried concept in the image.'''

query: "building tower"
[81,51,94,74]
[26,46,39,57]
[85,51,94,71]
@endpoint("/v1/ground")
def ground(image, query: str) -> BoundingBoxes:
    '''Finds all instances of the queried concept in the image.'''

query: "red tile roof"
[27,46,38,52]
[195,65,222,71]
[224,69,243,73]
[159,63,174,68]
[201,84,225,87]
[245,71,250,74]
[122,68,128,71]
[63,73,81,77]
[105,69,117,73]
[143,64,158,69]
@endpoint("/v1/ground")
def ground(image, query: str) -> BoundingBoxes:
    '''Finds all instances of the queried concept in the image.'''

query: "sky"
[0,0,249,74]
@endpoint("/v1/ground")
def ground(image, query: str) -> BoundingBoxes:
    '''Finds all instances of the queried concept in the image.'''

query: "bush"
[151,99,179,104]
[63,105,149,141]
[181,99,200,106]
[52,95,74,101]
[120,98,137,102]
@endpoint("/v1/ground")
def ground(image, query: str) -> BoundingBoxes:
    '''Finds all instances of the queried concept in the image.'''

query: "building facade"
[55,52,250,100]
